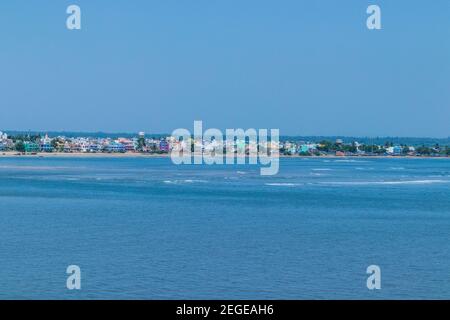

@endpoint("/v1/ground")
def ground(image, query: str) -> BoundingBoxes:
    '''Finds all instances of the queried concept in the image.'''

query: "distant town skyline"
[2,130,450,146]
[1,129,449,157]
[1,0,449,137]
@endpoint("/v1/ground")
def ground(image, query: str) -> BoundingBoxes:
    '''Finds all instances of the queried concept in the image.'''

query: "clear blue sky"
[0,0,449,137]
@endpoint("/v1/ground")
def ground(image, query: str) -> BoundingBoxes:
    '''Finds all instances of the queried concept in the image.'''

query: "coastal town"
[0,131,449,157]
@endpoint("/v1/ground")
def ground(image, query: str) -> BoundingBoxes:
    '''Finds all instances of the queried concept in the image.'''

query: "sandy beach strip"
[0,151,448,159]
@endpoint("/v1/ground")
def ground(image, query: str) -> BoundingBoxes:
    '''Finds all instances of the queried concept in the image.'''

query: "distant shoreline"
[0,151,448,159]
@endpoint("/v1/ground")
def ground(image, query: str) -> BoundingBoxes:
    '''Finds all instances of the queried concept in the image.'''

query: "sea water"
[0,157,449,299]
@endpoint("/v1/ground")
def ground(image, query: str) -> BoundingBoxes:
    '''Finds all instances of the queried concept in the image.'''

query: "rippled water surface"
[0,156,449,299]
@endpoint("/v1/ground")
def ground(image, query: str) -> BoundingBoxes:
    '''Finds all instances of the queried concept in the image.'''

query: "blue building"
[159,140,169,152]
[89,144,100,152]
[393,146,402,155]
[105,143,126,153]
[40,143,54,152]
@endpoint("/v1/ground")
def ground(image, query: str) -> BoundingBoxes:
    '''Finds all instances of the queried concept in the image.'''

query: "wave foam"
[321,180,448,186]
[163,179,208,184]
[334,159,371,163]
[265,183,300,187]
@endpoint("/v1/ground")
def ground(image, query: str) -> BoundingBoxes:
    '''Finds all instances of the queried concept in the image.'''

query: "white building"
[0,131,7,141]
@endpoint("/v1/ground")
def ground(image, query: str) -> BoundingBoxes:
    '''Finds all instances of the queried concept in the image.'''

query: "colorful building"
[159,140,170,152]
[24,142,40,153]
[105,143,126,153]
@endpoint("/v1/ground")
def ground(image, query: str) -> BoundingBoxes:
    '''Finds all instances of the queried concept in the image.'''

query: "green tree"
[15,141,25,152]
[137,137,146,151]
[317,140,332,152]
[416,146,431,155]
[443,146,450,156]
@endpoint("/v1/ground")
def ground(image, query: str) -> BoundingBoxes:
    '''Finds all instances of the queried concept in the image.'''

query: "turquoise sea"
[0,156,449,299]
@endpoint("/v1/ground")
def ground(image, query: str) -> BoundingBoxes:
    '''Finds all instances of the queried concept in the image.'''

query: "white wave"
[265,183,300,187]
[184,179,207,183]
[163,179,208,184]
[389,167,405,170]
[312,168,332,171]
[163,180,184,184]
[236,171,247,175]
[320,180,449,186]
[224,176,238,180]
[0,165,78,170]
[334,159,370,163]
[378,180,448,185]
[310,173,327,176]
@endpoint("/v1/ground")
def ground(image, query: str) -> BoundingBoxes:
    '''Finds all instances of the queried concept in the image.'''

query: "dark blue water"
[0,156,449,299]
